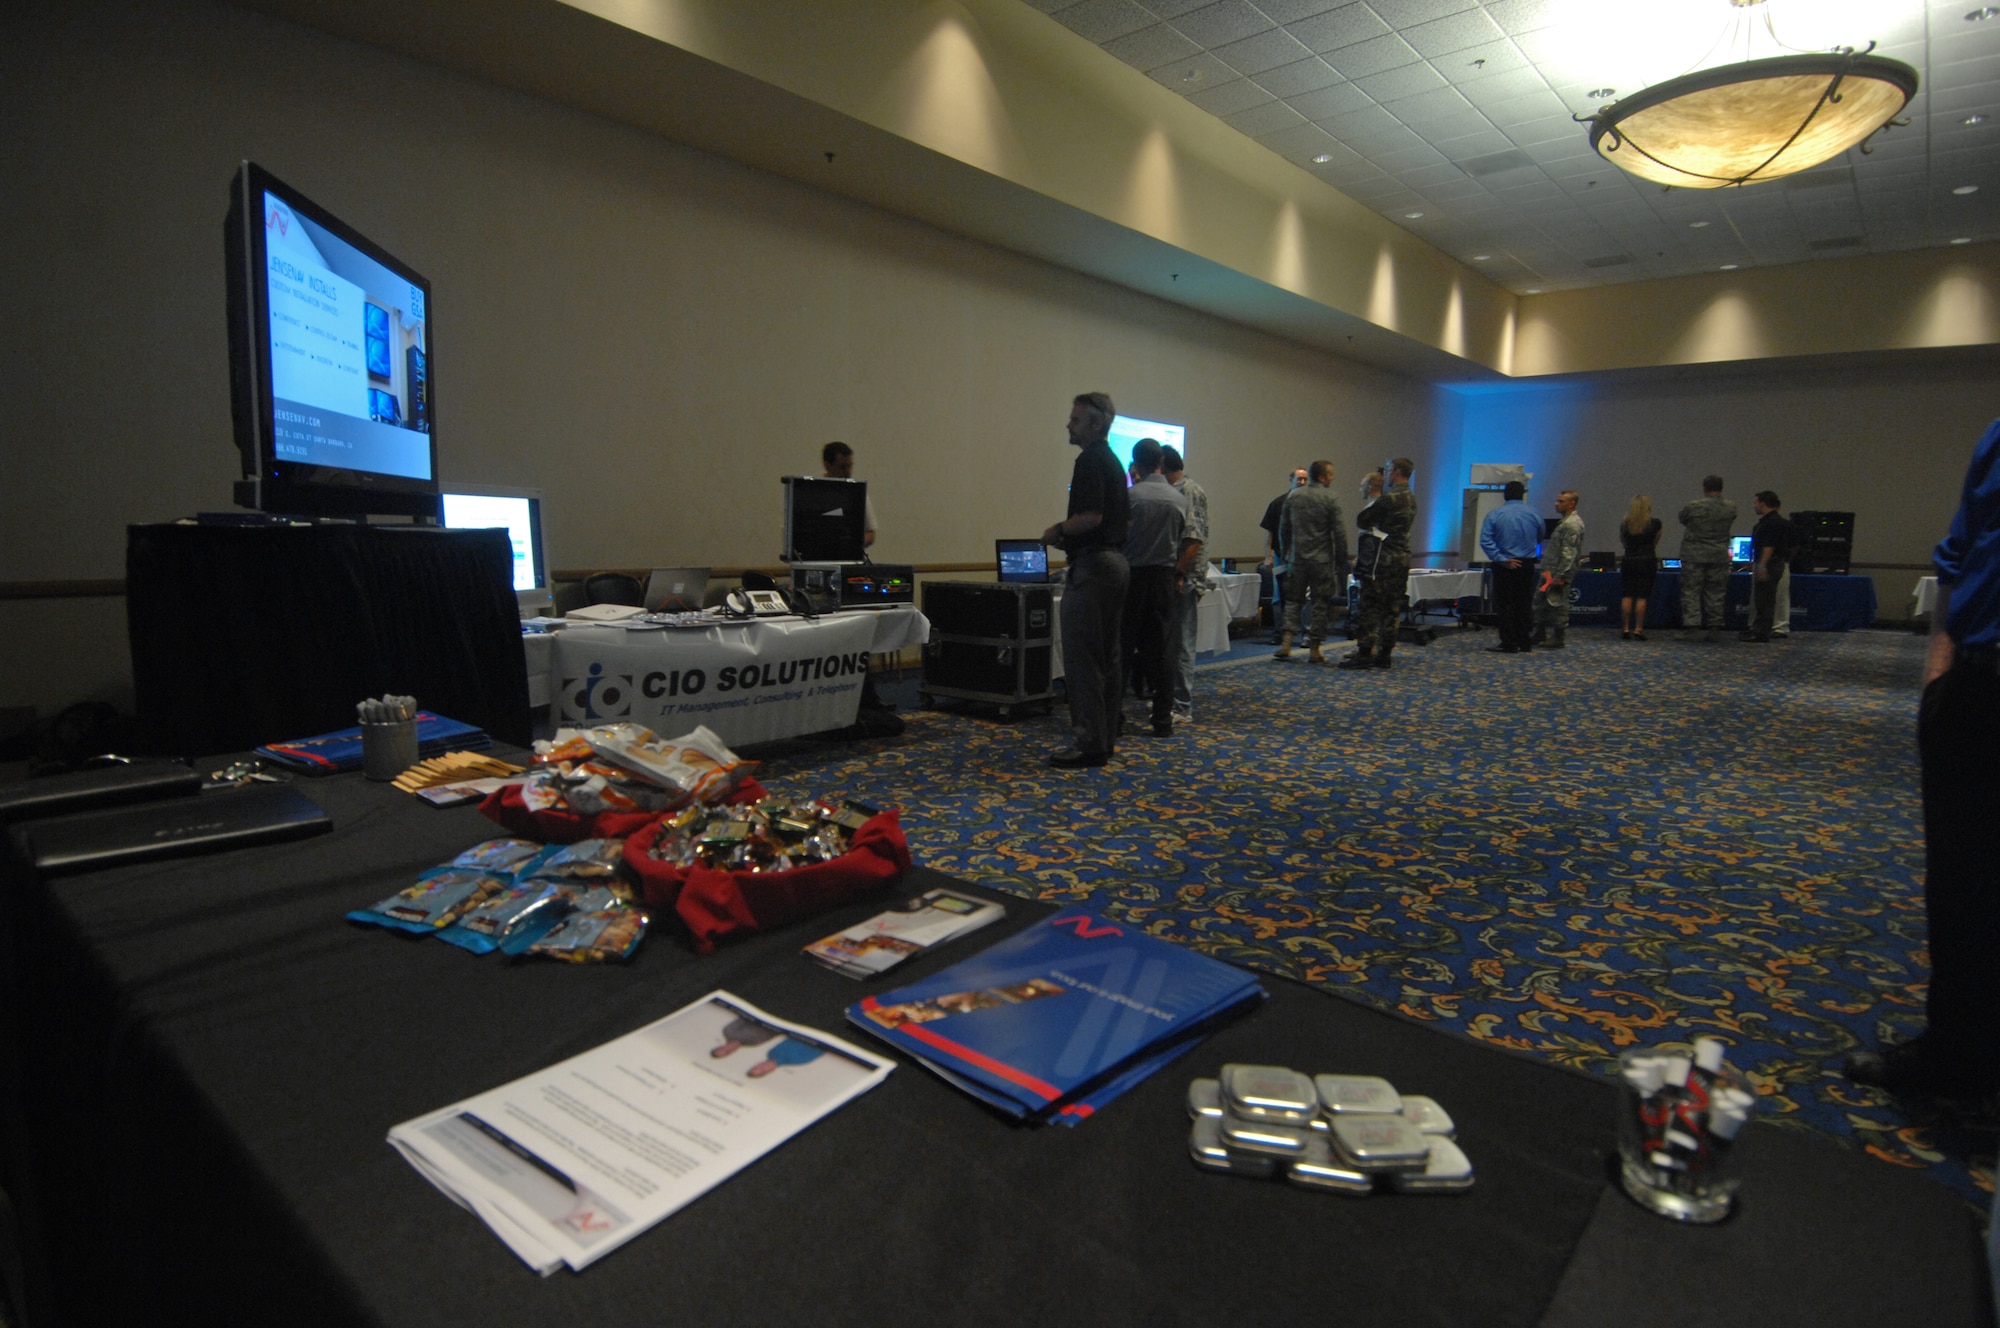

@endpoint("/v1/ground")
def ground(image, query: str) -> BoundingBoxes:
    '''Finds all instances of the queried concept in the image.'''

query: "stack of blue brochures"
[256,712,491,774]
[849,909,1265,1125]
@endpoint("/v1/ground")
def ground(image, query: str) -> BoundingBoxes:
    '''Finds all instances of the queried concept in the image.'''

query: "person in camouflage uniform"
[1533,489,1584,648]
[1677,475,1738,642]
[1341,457,1417,670]
[1275,460,1349,664]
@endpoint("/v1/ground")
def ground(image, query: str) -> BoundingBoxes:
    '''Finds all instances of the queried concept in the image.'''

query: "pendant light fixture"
[1580,0,1918,189]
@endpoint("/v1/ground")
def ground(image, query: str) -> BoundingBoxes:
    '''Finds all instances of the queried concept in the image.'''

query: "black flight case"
[920,580,1057,718]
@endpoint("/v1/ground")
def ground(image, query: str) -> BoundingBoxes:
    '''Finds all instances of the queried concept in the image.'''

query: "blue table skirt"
[1568,570,1876,632]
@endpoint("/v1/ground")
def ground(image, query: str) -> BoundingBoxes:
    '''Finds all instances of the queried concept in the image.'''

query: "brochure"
[848,910,1265,1125]
[389,992,893,1274]
[256,711,491,774]
[804,887,1006,979]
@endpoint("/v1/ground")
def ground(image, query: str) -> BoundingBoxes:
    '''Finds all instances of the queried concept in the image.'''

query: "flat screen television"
[1729,535,1753,563]
[440,484,549,612]
[1106,414,1187,479]
[225,161,439,517]
[781,476,868,562]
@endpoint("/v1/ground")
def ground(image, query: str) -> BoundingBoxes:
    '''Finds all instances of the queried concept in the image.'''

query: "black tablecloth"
[1,773,1988,1326]
[1568,570,1878,631]
[126,522,532,756]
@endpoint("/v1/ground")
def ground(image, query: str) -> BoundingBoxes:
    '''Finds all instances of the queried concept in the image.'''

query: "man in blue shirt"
[1844,418,2000,1099]
[1480,481,1543,654]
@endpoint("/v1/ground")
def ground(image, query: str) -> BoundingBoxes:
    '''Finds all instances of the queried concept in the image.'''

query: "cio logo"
[1567,585,1582,605]
[1052,915,1123,939]
[562,662,633,720]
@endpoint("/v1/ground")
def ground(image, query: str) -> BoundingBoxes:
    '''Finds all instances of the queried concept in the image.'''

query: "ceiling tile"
[1373,143,1450,172]
[1346,124,1428,156]
[1402,161,1474,188]
[1141,0,1215,15]
[1214,27,1319,74]
[1105,23,1202,70]
[1054,0,1159,43]
[1289,81,1377,119]
[1456,66,1550,109]
[1189,78,1278,114]
[1400,8,1508,58]
[1364,0,1481,25]
[1171,2,1275,48]
[1144,51,1240,89]
[1355,61,1448,101]
[1253,56,1344,96]
[1435,36,1534,81]
[1257,122,1348,160]
[1318,103,1402,139]
[1286,5,1391,53]
[1326,33,1424,78]
[1226,99,1311,135]
[1432,128,1520,158]
[1481,0,1564,38]
[1253,0,1343,22]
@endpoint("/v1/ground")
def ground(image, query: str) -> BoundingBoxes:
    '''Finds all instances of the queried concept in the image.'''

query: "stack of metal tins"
[1186,1064,1473,1195]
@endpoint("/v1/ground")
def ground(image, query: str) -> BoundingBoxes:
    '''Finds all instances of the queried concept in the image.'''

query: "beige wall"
[1513,247,2000,377]
[1437,356,1999,612]
[0,0,1436,714]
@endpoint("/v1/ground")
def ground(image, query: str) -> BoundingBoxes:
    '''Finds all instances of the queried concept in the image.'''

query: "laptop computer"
[996,539,1050,584]
[644,567,710,612]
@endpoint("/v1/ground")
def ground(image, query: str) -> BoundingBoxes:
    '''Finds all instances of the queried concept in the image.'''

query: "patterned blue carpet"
[755,624,1996,1207]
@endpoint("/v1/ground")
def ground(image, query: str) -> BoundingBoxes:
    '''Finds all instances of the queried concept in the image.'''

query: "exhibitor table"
[1569,570,1877,631]
[531,606,928,745]
[2,774,1987,1327]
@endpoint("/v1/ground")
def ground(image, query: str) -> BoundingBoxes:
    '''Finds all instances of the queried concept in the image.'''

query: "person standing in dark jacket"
[1040,392,1130,770]
[1742,491,1795,643]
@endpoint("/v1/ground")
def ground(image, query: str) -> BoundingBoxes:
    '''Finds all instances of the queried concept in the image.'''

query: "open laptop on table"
[996,539,1051,584]
[644,567,710,613]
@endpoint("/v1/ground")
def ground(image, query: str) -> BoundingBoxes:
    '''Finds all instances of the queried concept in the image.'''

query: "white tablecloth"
[1405,568,1484,604]
[526,605,928,746]
[1914,576,1938,616]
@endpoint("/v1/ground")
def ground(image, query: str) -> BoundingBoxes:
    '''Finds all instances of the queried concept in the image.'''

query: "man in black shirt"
[1260,468,1307,642]
[1040,392,1131,769]
[1741,490,1794,643]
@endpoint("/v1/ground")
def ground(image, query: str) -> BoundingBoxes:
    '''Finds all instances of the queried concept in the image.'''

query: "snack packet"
[348,868,507,935]
[523,904,648,963]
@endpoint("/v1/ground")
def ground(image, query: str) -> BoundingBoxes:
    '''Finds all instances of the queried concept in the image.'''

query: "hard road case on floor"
[920,580,1056,717]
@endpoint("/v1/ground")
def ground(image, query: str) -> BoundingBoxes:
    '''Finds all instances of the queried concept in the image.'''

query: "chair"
[583,572,645,607]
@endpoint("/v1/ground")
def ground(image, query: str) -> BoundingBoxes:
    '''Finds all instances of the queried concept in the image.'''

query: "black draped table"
[126,522,532,757]
[2,772,1987,1327]
[1568,570,1877,632]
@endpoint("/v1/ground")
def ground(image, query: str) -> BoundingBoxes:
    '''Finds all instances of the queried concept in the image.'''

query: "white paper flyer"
[388,991,893,1274]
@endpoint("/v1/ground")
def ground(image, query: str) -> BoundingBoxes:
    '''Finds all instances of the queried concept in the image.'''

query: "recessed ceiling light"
[1312,153,1334,164]
[1181,68,1202,82]
[1405,211,1425,219]
[1966,113,1989,126]
[1953,184,1980,195]
[1952,236,1974,244]
[1720,263,1739,270]
[1689,220,1711,228]
[1967,7,1998,20]
[1471,254,1491,261]
[1588,88,1616,100]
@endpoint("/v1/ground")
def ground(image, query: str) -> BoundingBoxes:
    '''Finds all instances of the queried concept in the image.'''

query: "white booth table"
[525,605,928,746]
[1914,576,1939,617]
[1405,568,1484,610]
[1196,571,1263,654]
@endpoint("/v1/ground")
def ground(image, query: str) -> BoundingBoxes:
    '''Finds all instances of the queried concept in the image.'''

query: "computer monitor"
[1729,536,1753,563]
[996,539,1050,584]
[439,484,549,613]
[781,476,868,562]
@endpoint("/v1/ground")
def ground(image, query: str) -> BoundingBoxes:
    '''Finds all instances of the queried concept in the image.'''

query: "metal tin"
[1399,1095,1455,1136]
[1219,1064,1318,1123]
[1188,1116,1279,1178]
[1286,1135,1375,1195]
[1187,1078,1224,1120]
[1330,1113,1431,1171]
[1313,1074,1402,1115]
[1391,1137,1475,1193]
[1219,1113,1310,1156]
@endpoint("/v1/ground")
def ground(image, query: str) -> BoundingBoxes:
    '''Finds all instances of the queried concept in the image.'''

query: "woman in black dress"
[1619,495,1662,640]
